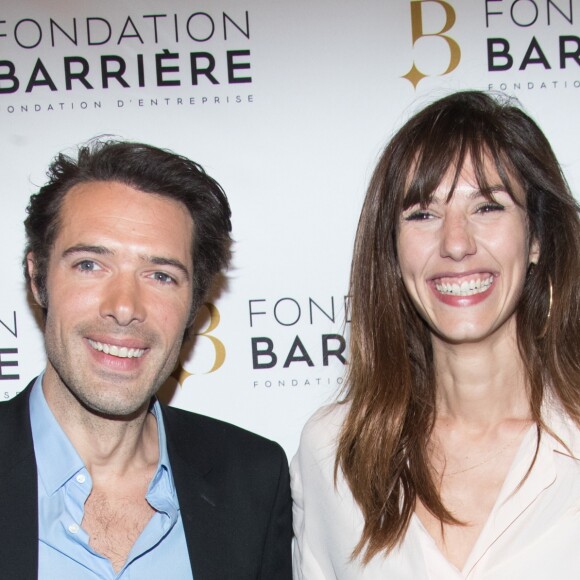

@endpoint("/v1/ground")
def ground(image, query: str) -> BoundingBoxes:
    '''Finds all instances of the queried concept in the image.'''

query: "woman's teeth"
[435,276,494,296]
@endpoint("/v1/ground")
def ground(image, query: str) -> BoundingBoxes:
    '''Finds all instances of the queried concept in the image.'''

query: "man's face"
[29,181,194,418]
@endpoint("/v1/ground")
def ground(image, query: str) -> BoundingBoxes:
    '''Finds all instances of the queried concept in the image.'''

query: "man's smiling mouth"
[88,339,146,359]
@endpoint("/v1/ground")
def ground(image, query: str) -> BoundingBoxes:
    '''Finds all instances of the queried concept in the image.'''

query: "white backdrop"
[1,0,579,457]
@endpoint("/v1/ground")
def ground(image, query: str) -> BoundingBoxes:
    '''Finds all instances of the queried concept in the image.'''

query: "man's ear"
[26,252,44,307]
[529,238,540,265]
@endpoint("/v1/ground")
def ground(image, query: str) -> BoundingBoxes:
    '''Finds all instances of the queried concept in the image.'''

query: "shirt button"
[68,523,79,534]
[76,474,86,484]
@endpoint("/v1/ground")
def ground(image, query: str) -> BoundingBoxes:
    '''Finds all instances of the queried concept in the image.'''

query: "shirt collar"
[30,374,84,495]
[149,399,175,496]
[30,373,174,497]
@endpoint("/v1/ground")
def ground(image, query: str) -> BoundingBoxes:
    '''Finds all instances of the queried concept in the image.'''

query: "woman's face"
[396,157,539,345]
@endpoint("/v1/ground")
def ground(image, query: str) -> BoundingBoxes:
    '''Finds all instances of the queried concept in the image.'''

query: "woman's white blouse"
[291,402,580,579]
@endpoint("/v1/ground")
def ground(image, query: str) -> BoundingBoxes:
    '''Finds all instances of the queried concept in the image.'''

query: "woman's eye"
[476,202,505,213]
[404,210,433,221]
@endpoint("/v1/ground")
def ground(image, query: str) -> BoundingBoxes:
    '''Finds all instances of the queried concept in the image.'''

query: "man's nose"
[99,273,146,326]
[439,213,476,261]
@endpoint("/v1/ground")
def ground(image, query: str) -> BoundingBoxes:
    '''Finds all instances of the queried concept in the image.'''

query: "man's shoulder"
[0,383,36,485]
[0,386,32,428]
[161,403,287,466]
[161,406,292,578]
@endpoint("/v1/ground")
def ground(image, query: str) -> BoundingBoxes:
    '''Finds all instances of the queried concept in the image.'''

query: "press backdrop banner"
[1,0,579,456]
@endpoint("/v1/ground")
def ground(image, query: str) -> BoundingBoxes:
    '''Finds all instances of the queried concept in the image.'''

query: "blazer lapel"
[162,405,231,580]
[0,382,39,580]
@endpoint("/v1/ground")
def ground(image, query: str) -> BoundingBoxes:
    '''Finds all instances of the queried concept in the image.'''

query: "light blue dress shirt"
[29,376,194,579]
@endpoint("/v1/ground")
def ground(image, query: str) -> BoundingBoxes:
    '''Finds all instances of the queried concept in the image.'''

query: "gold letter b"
[402,0,461,89]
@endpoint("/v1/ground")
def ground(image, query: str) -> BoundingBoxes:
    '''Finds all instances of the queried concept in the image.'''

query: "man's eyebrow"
[146,256,191,279]
[62,244,112,258]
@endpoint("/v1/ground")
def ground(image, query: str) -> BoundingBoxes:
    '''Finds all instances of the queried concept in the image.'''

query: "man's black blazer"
[0,380,293,580]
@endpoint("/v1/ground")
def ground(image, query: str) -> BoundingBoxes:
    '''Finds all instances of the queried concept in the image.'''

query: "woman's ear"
[529,238,540,265]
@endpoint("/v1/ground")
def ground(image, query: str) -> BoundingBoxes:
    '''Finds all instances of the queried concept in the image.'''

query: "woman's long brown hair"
[336,91,580,563]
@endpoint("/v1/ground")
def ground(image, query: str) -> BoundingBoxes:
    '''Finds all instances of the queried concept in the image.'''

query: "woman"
[291,91,580,579]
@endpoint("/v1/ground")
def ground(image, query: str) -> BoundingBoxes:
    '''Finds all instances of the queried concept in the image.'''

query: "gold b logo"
[402,0,461,89]
[172,302,226,385]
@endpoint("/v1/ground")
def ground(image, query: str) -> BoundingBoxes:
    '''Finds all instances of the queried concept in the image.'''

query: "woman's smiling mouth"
[434,275,495,297]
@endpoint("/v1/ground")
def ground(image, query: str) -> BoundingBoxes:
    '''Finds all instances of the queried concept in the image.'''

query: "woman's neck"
[432,322,532,424]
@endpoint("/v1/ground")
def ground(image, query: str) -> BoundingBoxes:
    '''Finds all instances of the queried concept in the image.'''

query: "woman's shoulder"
[302,401,349,439]
[542,396,580,456]
[295,402,350,462]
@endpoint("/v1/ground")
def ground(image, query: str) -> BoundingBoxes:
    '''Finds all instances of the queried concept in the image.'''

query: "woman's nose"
[439,213,476,261]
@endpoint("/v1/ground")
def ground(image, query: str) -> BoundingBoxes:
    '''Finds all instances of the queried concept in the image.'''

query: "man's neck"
[41,367,160,477]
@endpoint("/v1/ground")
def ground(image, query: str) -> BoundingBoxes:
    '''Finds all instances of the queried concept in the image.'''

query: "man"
[0,141,292,579]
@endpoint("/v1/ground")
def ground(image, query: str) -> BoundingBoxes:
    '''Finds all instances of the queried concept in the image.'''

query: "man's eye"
[75,260,99,272]
[152,272,175,284]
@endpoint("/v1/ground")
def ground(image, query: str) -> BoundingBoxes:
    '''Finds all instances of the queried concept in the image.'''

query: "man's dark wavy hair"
[23,139,232,322]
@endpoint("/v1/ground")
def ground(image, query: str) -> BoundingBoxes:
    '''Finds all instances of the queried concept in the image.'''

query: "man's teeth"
[435,276,494,296]
[88,339,145,358]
